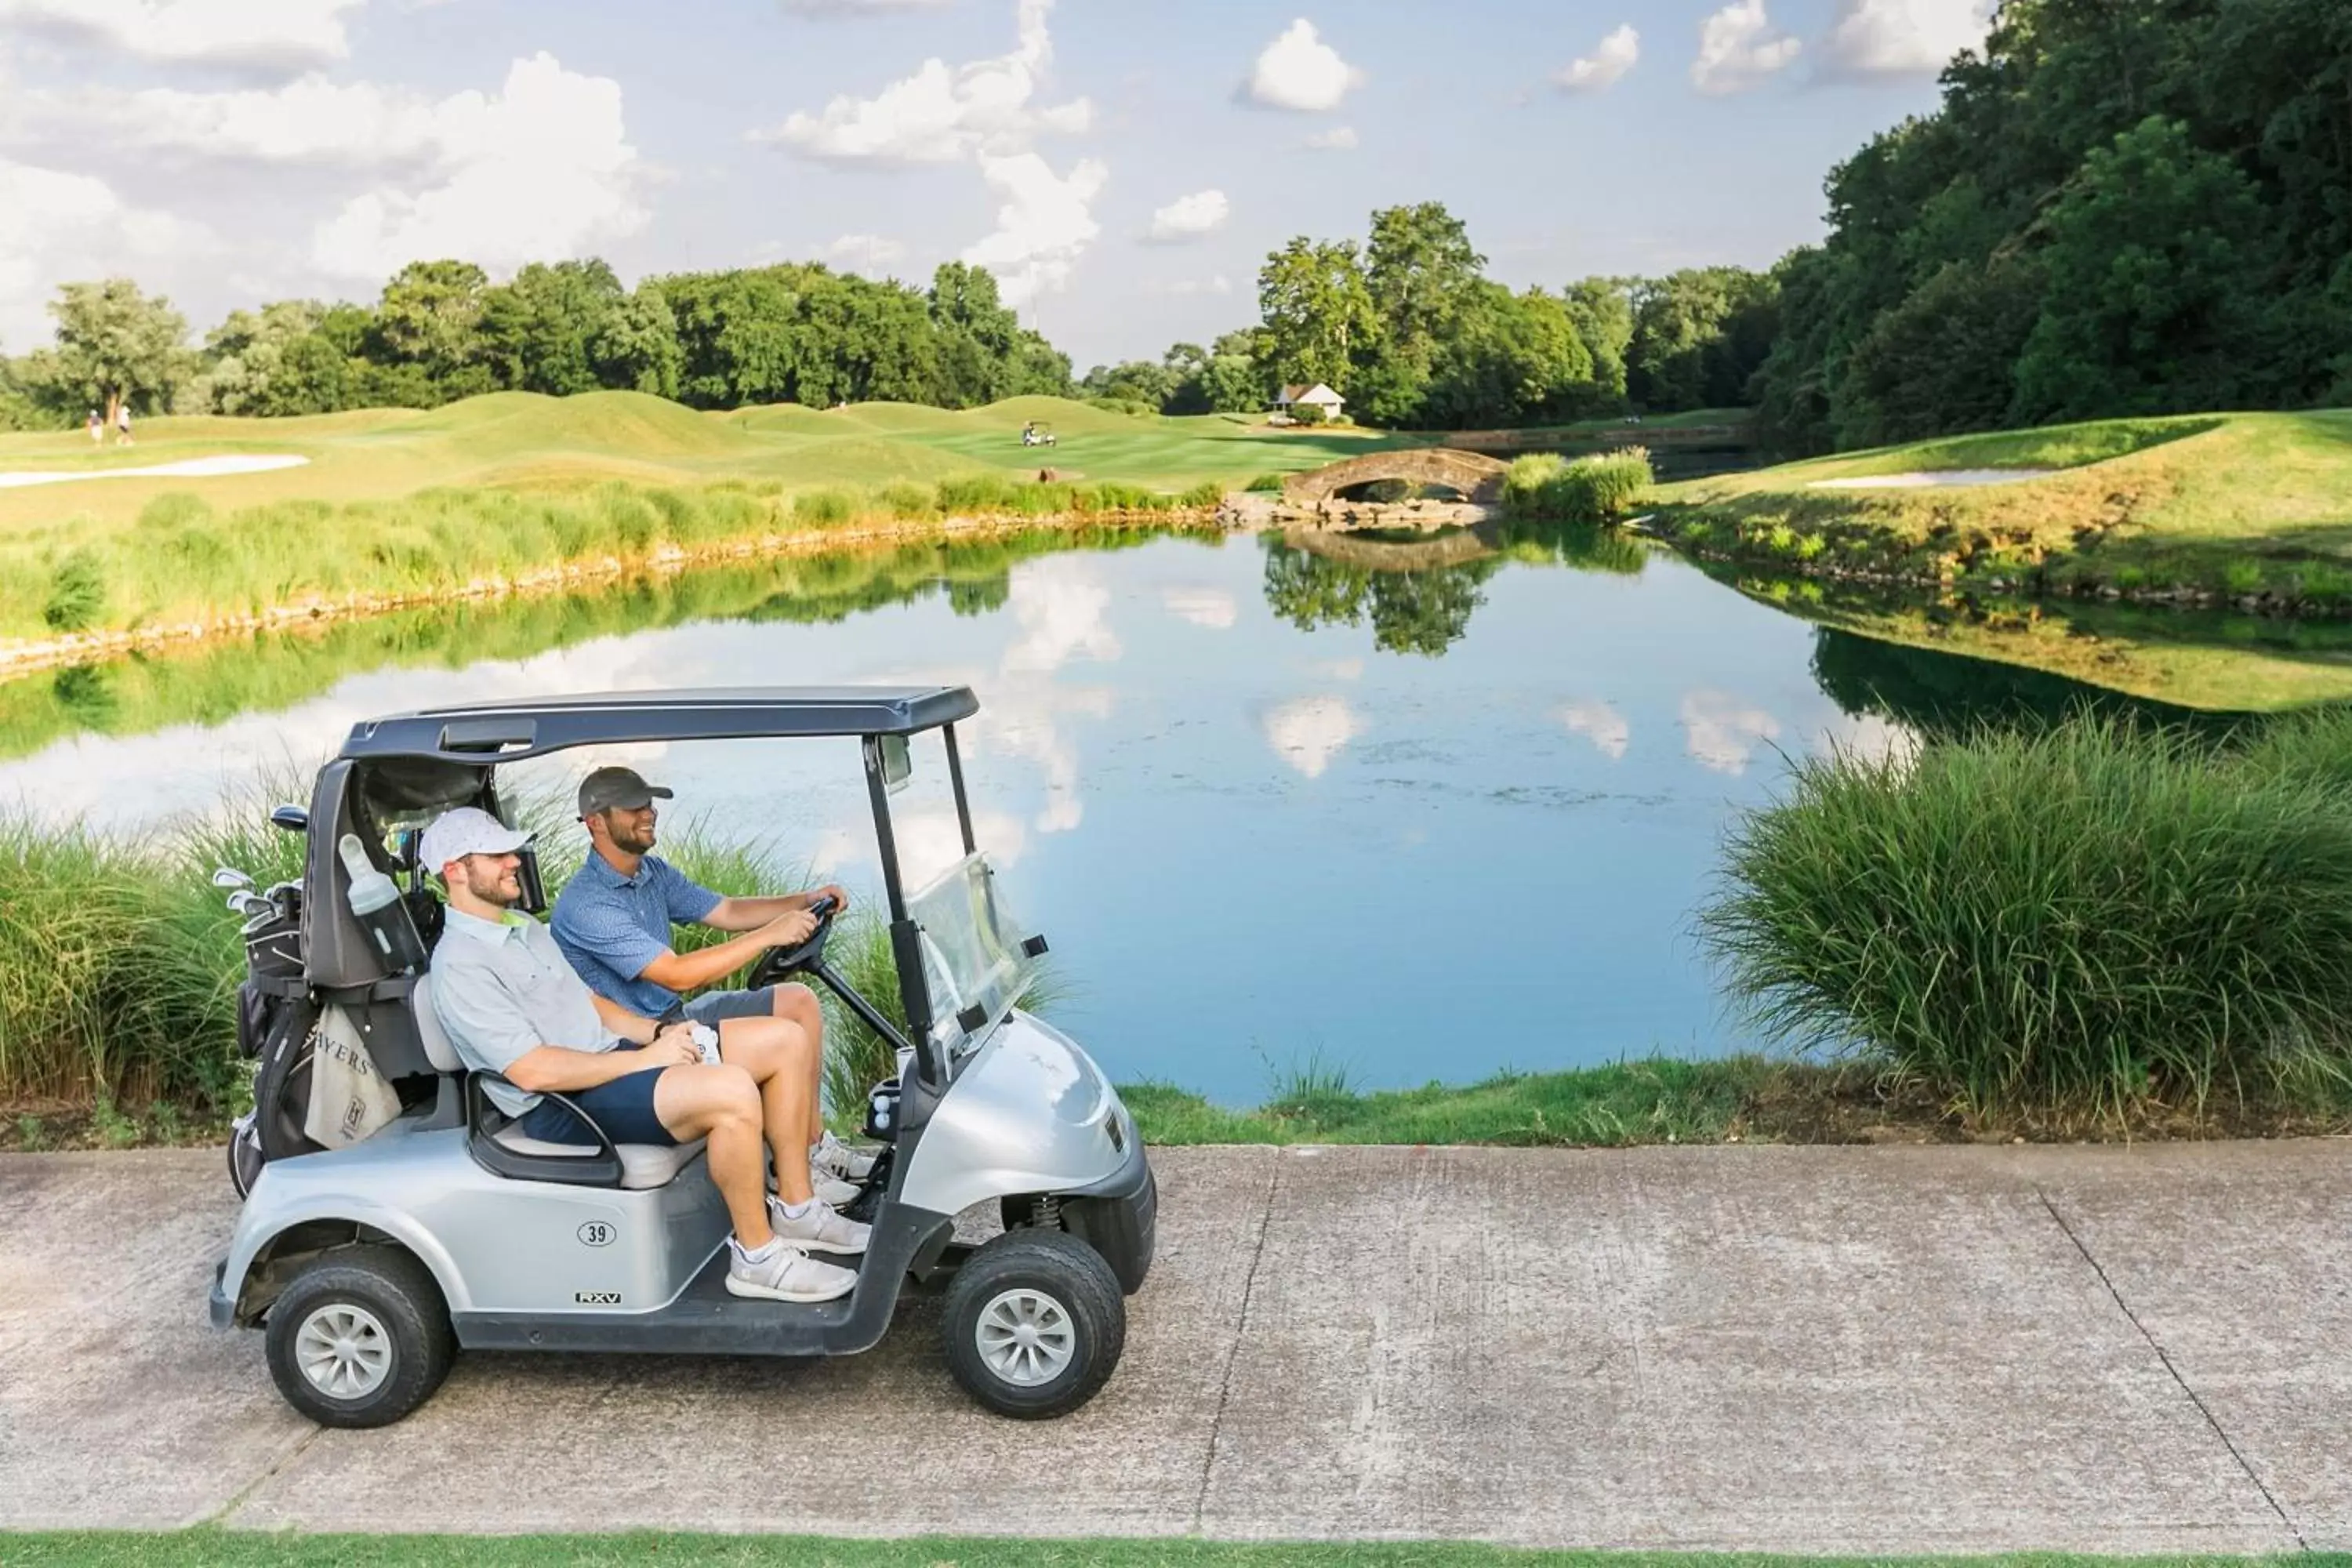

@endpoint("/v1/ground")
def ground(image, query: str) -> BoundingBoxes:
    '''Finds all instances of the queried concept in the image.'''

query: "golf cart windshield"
[906,851,1039,1058]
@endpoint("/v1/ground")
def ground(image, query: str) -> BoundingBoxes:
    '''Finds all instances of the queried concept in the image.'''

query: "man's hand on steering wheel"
[758,908,819,949]
[808,884,849,916]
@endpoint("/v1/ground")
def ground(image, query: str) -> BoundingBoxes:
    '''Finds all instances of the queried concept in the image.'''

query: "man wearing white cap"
[420,806,869,1304]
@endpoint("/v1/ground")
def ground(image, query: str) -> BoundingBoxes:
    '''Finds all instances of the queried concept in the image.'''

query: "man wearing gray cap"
[421,805,867,1303]
[552,766,875,1197]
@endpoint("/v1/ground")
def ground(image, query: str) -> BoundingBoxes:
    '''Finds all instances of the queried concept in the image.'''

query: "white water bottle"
[339,833,426,971]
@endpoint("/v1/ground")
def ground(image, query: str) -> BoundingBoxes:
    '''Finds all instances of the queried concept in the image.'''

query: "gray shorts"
[683,987,778,1027]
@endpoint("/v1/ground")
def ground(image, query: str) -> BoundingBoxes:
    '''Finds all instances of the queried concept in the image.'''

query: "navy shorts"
[517,1048,679,1147]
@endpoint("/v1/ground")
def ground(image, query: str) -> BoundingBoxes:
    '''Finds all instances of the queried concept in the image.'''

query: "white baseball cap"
[419,807,532,874]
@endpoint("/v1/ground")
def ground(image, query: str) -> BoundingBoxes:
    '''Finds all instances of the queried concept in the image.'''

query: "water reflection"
[0,522,2341,1100]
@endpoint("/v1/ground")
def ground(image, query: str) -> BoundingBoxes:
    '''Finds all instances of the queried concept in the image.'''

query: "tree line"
[11,0,2340,453]
[0,258,1071,428]
[1749,0,2352,455]
[1081,202,1777,430]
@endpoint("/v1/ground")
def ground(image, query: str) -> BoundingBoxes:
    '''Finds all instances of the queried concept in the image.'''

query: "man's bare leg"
[771,982,828,1146]
[713,1014,821,1204]
[652,1062,772,1246]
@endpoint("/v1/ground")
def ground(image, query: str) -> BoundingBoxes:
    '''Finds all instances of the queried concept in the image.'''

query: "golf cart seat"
[410,971,706,1191]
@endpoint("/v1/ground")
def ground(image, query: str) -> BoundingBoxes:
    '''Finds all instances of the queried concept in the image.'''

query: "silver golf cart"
[209,687,1156,1427]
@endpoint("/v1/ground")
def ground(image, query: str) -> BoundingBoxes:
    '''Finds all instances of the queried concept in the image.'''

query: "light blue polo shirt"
[430,907,621,1119]
[550,851,724,1016]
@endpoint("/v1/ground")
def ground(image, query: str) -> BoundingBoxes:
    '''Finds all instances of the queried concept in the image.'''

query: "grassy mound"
[1656,410,2352,606]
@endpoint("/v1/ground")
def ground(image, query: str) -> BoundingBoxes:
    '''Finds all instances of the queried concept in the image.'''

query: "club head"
[212,866,254,890]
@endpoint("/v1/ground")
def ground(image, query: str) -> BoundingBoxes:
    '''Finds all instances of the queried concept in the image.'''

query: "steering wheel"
[747,895,839,988]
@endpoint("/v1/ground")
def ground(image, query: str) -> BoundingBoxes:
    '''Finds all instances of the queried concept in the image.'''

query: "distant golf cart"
[1020,420,1057,448]
[209,687,1155,1428]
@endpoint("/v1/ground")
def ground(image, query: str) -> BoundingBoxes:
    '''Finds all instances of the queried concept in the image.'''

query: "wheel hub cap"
[295,1303,393,1399]
[976,1287,1074,1387]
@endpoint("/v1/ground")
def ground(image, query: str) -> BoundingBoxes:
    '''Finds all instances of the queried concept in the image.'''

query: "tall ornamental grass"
[1700,716,2352,1119]
[1501,449,1653,524]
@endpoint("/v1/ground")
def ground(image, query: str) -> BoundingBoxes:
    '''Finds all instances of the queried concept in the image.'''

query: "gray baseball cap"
[578,765,673,818]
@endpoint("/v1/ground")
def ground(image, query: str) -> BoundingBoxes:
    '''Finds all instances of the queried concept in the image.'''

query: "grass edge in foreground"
[1,1532,2341,1567]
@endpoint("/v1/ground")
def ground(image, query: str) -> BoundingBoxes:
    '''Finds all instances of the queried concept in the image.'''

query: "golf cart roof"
[338,685,979,764]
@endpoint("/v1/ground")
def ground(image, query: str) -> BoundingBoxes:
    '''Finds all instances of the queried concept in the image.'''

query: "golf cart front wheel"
[942,1229,1124,1419]
[263,1247,455,1428]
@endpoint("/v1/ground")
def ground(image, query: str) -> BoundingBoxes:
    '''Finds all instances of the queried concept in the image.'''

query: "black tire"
[942,1229,1125,1419]
[263,1247,455,1428]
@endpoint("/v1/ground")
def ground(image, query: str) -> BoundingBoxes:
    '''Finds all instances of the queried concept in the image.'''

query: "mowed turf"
[0,391,1396,535]
[1655,409,2352,572]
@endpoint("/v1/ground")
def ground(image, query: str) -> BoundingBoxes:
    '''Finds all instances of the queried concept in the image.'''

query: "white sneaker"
[725,1238,855,1303]
[768,1195,870,1257]
[811,1131,877,1182]
[767,1161,861,1208]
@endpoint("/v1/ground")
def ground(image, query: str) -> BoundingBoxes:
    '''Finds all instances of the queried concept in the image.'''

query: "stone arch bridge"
[1280,448,1512,505]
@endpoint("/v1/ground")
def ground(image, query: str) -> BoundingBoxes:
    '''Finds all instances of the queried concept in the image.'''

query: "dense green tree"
[20,278,191,423]
[1625,267,1779,412]
[373,260,492,401]
[1258,238,1377,394]
[1356,202,1486,424]
[1421,285,1596,428]
[593,284,683,398]
[478,260,626,395]
[204,299,348,416]
[1081,358,1179,408]
[1749,0,2352,452]
[1561,278,1635,404]
[2009,116,2273,423]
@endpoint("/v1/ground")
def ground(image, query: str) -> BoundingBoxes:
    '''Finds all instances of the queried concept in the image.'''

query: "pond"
[0,521,2332,1102]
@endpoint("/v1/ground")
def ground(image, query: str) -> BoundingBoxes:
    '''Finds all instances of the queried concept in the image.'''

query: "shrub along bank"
[1703,707,2352,1121]
[6,473,1228,648]
[1499,449,1653,524]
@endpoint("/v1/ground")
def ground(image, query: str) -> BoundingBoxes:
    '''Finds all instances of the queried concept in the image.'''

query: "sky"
[0,0,1989,368]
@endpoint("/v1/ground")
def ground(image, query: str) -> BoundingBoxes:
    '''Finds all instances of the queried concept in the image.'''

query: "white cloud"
[1301,125,1359,151]
[824,232,908,276]
[757,0,1090,164]
[1679,689,1780,775]
[1555,24,1639,92]
[1691,0,1801,94]
[1556,699,1630,760]
[962,151,1105,308]
[1820,0,1992,77]
[1145,188,1229,244]
[34,77,457,164]
[0,158,209,352]
[0,0,361,74]
[1264,694,1363,779]
[1240,19,1364,112]
[310,53,648,281]
[1161,586,1236,629]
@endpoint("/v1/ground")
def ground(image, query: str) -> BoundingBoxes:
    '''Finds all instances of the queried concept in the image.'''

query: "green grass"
[1126,1057,1793,1146]
[1653,409,2352,608]
[1500,450,1654,523]
[10,1536,2336,1568]
[0,391,1406,644]
[1700,711,2352,1121]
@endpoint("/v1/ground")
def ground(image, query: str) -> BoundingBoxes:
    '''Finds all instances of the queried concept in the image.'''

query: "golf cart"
[1020,420,1057,448]
[209,687,1155,1428]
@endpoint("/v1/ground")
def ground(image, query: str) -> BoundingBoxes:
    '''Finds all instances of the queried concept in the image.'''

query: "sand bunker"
[0,454,310,490]
[1809,468,2055,490]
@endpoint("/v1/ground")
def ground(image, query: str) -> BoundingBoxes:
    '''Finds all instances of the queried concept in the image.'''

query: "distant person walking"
[114,405,132,446]
[85,408,102,445]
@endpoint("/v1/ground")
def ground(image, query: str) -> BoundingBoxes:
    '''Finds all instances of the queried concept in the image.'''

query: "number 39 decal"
[577,1221,615,1247]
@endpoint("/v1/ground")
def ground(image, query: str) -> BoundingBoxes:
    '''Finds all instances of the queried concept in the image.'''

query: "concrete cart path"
[2,1142,2347,1552]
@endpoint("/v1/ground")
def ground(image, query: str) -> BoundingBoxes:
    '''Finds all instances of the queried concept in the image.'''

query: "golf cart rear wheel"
[263,1247,454,1428]
[942,1229,1124,1419]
